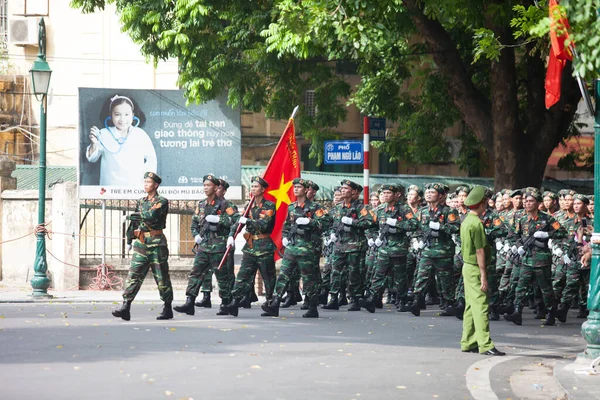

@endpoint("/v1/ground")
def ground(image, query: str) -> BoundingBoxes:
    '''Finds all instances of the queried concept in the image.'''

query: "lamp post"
[581,79,600,358]
[29,18,52,297]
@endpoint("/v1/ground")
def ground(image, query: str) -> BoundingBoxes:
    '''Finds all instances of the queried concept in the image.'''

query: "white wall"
[6,1,179,166]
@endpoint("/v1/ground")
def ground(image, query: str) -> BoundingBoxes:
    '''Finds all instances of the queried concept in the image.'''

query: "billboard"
[78,88,241,200]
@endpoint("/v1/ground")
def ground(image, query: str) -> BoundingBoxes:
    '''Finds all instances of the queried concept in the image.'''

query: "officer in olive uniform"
[262,178,330,318]
[322,180,376,311]
[112,172,174,321]
[174,175,240,316]
[228,176,277,317]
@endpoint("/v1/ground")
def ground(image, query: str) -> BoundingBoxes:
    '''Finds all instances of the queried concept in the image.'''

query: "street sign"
[324,140,364,164]
[369,117,386,141]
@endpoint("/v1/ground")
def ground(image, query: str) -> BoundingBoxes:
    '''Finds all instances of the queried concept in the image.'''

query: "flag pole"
[217,106,299,270]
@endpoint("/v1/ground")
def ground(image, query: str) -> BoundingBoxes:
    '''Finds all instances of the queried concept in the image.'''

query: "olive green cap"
[464,186,486,207]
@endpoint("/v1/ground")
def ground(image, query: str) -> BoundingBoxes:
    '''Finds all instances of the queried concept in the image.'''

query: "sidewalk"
[555,357,600,400]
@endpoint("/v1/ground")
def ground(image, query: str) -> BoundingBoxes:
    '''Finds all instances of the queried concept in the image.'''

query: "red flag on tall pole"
[262,109,301,259]
[545,0,573,109]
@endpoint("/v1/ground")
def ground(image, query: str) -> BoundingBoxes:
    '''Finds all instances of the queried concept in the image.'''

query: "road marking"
[466,346,584,400]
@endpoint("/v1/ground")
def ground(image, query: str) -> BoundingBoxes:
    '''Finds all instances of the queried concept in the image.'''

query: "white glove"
[517,246,525,256]
[418,240,425,249]
[368,238,375,247]
[503,242,510,253]
[375,238,383,247]
[554,248,563,257]
[429,221,440,230]
[195,234,202,244]
[548,239,553,250]
[341,216,354,225]
[533,231,549,239]
[227,236,234,247]
[238,216,247,225]
[496,241,503,251]
[205,214,220,223]
[563,254,572,264]
[330,233,337,242]
[412,240,419,251]
[282,237,290,247]
[324,238,332,246]
[386,218,397,227]
[511,245,518,254]
[126,244,132,252]
[296,217,310,225]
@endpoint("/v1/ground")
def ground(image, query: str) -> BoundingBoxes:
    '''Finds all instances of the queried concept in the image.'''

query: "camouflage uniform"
[499,208,525,305]
[230,198,277,302]
[406,204,423,291]
[480,207,508,311]
[365,202,418,306]
[123,194,173,303]
[185,197,239,304]
[273,200,329,304]
[413,203,461,305]
[512,212,566,312]
[327,199,376,302]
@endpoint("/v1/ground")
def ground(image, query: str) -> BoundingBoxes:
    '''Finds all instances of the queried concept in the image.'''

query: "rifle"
[125,212,142,244]
[323,205,356,255]
[192,197,227,254]
[508,220,547,263]
[377,206,400,248]
[424,207,443,247]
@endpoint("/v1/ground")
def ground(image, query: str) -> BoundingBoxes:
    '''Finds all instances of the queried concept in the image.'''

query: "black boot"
[322,293,339,310]
[229,298,240,317]
[112,300,132,321]
[302,298,319,318]
[318,290,329,305]
[173,296,196,315]
[240,295,252,309]
[293,287,303,302]
[157,302,173,320]
[545,306,557,326]
[440,302,457,317]
[281,291,297,308]
[410,294,422,317]
[439,298,446,310]
[397,299,409,312]
[556,303,569,323]
[386,292,393,305]
[454,298,465,320]
[489,306,500,321]
[261,295,280,317]
[194,292,212,308]
[300,295,310,310]
[216,303,230,316]
[374,295,384,309]
[250,290,259,303]
[418,294,427,310]
[577,305,589,319]
[504,305,522,326]
[339,293,349,307]
[348,297,362,311]
[362,296,376,313]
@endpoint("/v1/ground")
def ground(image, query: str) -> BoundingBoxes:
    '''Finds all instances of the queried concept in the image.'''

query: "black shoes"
[194,292,212,308]
[260,295,280,317]
[156,302,173,320]
[216,304,230,316]
[462,347,479,353]
[504,305,522,325]
[322,294,339,310]
[483,347,506,356]
[229,298,240,317]
[280,292,297,308]
[112,300,132,321]
[173,296,196,315]
[348,299,361,311]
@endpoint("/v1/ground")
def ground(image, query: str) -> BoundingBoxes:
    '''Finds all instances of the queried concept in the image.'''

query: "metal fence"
[79,199,198,259]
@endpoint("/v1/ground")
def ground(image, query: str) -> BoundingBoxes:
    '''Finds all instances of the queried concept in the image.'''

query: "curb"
[554,358,600,400]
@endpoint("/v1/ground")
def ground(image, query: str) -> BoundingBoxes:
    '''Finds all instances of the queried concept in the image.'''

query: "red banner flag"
[545,0,573,109]
[261,117,301,259]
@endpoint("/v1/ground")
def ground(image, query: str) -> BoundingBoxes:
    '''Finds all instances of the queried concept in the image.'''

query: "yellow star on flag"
[268,174,293,209]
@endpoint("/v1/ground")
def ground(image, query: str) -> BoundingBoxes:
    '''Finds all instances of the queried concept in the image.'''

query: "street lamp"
[29,18,52,297]
[581,79,600,358]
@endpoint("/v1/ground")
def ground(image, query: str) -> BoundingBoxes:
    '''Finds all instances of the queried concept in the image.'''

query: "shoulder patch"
[552,221,561,230]
[315,209,324,217]
[493,218,502,226]
[448,213,457,222]
[406,212,413,219]
[195,207,200,215]
[265,209,274,217]
[151,202,162,210]
[360,208,368,216]
[226,207,234,216]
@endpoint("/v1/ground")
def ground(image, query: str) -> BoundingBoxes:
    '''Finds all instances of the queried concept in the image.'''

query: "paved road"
[0,301,589,400]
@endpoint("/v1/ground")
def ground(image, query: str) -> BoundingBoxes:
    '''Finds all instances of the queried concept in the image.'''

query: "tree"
[71,0,593,189]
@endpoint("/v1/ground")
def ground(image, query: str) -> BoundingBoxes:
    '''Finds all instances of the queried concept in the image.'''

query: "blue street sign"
[324,140,364,164]
[369,117,386,141]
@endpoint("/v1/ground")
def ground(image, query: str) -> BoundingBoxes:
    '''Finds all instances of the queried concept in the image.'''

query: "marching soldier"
[174,175,239,316]
[319,186,343,304]
[504,190,566,326]
[261,178,329,318]
[363,184,418,313]
[322,180,376,311]
[410,183,460,316]
[228,176,277,317]
[112,172,173,321]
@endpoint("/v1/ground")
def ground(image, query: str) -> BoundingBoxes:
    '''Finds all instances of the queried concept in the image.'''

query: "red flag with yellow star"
[262,117,300,259]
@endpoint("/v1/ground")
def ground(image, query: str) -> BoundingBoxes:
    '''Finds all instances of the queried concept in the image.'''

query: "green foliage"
[456,129,488,177]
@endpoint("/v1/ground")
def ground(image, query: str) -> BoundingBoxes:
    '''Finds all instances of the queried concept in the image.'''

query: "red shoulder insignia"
[406,212,414,219]
[226,207,234,216]
[493,218,502,226]
[360,209,368,216]
[447,213,457,222]
[552,221,561,230]
[315,209,324,217]
[265,209,274,217]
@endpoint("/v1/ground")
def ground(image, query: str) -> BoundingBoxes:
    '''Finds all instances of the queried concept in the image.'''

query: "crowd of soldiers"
[112,172,594,326]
